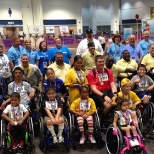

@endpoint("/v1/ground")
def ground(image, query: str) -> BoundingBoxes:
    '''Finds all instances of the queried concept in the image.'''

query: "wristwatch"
[14,121,17,126]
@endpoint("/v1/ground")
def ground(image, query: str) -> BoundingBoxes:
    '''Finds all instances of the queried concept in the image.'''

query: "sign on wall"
[0,27,3,35]
[45,26,55,33]
[123,28,132,40]
[59,26,69,34]
[28,25,44,35]
[142,19,154,38]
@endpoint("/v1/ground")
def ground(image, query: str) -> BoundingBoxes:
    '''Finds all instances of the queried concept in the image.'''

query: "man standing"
[123,34,143,64]
[50,37,73,64]
[48,52,70,82]
[82,42,101,74]
[8,37,26,69]
[139,30,154,56]
[76,29,102,55]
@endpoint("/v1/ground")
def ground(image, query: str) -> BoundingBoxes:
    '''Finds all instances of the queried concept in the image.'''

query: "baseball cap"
[86,29,93,33]
[87,42,95,48]
[121,78,131,86]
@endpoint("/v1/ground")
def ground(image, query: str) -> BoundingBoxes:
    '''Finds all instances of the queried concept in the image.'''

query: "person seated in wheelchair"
[113,97,140,147]
[131,64,154,104]
[117,78,141,124]
[70,85,97,144]
[42,87,64,144]
[1,92,29,149]
[44,68,67,102]
[0,67,35,110]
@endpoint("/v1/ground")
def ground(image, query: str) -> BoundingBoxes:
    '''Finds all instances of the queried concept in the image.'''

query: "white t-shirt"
[3,104,28,121]
[76,38,103,55]
[98,36,105,44]
[0,54,11,78]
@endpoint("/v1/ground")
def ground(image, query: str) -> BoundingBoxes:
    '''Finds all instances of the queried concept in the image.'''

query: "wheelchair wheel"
[105,124,123,154]
[141,102,154,135]
[28,117,34,143]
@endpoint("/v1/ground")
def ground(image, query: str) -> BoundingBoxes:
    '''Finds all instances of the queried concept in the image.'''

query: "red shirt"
[87,68,114,91]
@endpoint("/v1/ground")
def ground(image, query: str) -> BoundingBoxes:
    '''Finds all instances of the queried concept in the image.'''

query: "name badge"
[98,73,108,82]
[43,62,47,68]
[45,101,57,110]
[80,100,90,110]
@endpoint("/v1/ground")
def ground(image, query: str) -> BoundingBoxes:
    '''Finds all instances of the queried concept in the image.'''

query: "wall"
[42,0,82,34]
[0,0,22,20]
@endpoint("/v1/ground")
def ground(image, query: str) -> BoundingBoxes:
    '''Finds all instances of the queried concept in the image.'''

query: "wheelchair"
[38,115,70,153]
[1,117,35,154]
[105,124,147,154]
[137,102,154,136]
[69,112,104,149]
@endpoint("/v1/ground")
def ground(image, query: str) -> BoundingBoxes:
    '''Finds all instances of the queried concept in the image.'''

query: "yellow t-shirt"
[116,58,138,77]
[82,50,101,74]
[65,68,88,104]
[70,98,97,115]
[118,91,141,108]
[141,53,154,68]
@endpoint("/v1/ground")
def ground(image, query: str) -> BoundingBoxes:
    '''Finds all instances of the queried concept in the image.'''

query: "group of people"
[0,28,154,149]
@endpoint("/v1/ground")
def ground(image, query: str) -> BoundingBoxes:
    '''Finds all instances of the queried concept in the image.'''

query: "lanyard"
[120,110,130,124]
[55,47,61,52]
[49,80,56,89]
[74,68,85,84]
[96,68,105,83]
[42,51,47,60]
[11,106,22,121]
[13,81,23,93]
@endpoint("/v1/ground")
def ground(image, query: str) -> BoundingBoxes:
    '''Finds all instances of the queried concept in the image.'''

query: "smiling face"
[123,50,130,62]
[46,89,56,100]
[13,38,21,48]
[129,35,136,46]
[46,69,55,81]
[54,38,61,48]
[80,87,89,99]
[137,66,146,77]
[21,55,29,67]
[143,30,149,41]
[25,40,31,48]
[74,58,83,71]
[150,44,154,57]
[122,83,131,94]
[10,96,20,107]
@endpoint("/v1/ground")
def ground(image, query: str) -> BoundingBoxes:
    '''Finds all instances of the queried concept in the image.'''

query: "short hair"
[54,37,61,42]
[46,68,55,75]
[21,54,29,59]
[10,92,20,99]
[0,44,3,49]
[116,97,129,110]
[46,86,56,93]
[12,37,20,42]
[13,67,23,74]
[112,34,122,43]
[149,44,154,48]
[39,41,47,51]
[137,64,147,71]
[95,55,104,62]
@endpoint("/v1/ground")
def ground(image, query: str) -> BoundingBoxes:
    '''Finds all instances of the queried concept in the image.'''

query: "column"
[21,0,34,37]
[32,0,43,25]
[110,0,120,33]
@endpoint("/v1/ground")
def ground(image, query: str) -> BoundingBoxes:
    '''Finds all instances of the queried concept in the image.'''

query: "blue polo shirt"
[123,44,144,62]
[50,46,72,64]
[24,48,39,65]
[139,39,154,56]
[8,45,26,66]
[44,78,67,94]
[37,49,51,74]
[107,43,124,63]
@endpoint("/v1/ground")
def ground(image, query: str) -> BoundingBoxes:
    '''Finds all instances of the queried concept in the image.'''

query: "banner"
[45,26,55,33]
[123,28,132,40]
[59,26,69,34]
[142,19,154,38]
[28,25,44,35]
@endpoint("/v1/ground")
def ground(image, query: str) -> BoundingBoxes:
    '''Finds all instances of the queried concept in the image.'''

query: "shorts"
[44,115,64,123]
[135,91,151,100]
[90,90,113,108]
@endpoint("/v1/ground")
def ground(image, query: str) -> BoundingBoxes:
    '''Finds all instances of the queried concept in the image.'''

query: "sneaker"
[53,136,58,144]
[79,136,86,144]
[19,140,24,148]
[88,135,96,144]
[133,138,140,146]
[129,140,136,147]
[12,142,18,149]
[58,135,64,143]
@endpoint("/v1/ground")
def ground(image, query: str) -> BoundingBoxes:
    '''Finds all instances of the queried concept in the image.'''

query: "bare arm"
[69,57,73,65]
[45,107,55,120]
[110,82,117,96]
[113,113,119,129]
[0,97,11,109]
[55,108,62,119]
[90,85,103,97]
[20,111,29,122]
[36,60,39,66]
[1,112,14,123]
[138,57,143,65]
[9,61,14,70]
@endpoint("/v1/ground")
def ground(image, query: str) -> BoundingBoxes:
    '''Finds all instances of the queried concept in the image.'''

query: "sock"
[127,135,132,140]
[58,123,64,136]
[133,134,138,139]
[47,125,56,137]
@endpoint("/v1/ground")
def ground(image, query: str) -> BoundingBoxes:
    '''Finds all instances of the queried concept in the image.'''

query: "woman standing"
[65,55,88,104]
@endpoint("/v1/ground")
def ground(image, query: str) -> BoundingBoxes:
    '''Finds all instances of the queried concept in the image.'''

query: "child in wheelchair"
[113,97,140,147]
[70,85,97,144]
[131,64,154,104]
[1,92,29,149]
[42,86,64,144]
